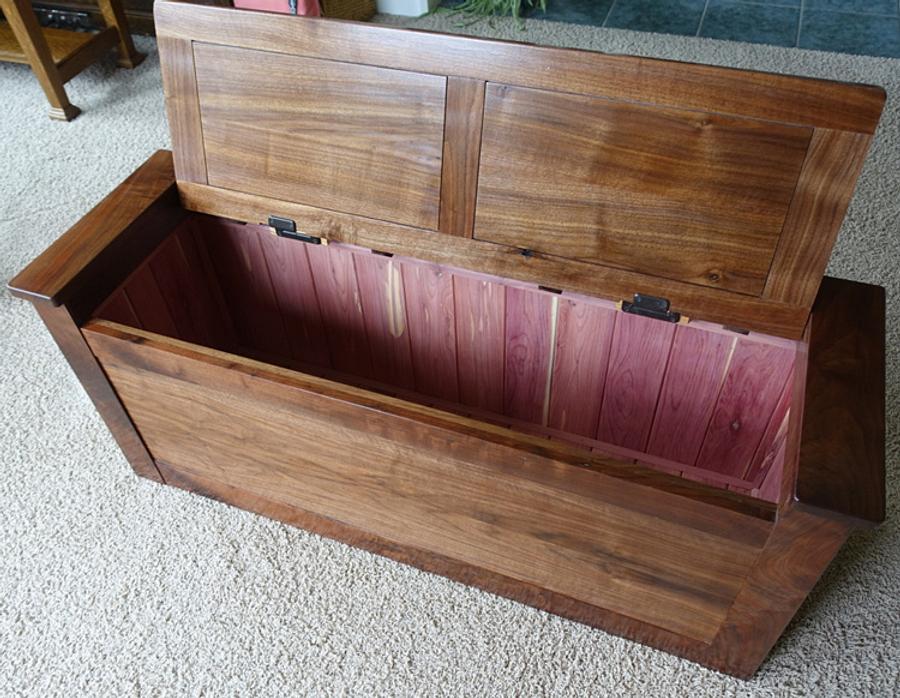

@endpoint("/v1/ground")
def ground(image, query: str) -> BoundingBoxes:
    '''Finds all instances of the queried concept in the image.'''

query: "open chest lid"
[154,0,885,339]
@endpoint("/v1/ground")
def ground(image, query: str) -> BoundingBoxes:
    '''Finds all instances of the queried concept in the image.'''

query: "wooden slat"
[124,264,179,337]
[401,260,458,400]
[476,84,811,296]
[547,298,615,438]
[192,42,446,230]
[744,374,792,486]
[763,129,872,307]
[796,277,885,525]
[148,231,232,348]
[438,77,486,238]
[305,243,373,378]
[200,220,290,356]
[157,38,207,184]
[154,1,885,134]
[645,326,734,466]
[94,289,140,327]
[597,313,676,451]
[695,340,795,477]
[504,287,554,424]
[352,251,415,389]
[172,221,236,350]
[85,321,775,644]
[453,273,506,412]
[256,230,331,368]
[176,182,810,338]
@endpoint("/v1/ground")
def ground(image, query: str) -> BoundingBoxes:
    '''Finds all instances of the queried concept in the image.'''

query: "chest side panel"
[475,84,812,296]
[192,42,446,230]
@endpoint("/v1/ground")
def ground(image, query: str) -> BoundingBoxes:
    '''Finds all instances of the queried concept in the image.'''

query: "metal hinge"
[620,294,681,323]
[269,215,323,245]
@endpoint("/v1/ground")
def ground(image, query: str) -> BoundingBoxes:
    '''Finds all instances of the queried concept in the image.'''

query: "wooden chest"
[9,1,887,678]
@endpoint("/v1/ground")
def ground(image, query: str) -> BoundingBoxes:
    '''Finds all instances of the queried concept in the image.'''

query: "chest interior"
[94,213,798,502]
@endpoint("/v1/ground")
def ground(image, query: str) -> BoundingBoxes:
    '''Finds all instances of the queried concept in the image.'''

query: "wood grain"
[192,42,446,230]
[439,77,486,238]
[503,287,554,424]
[176,181,810,339]
[257,230,331,368]
[148,231,230,348]
[401,260,458,400]
[352,251,415,389]
[158,458,847,677]
[744,375,792,487]
[476,84,811,295]
[597,313,676,451]
[94,289,140,327]
[154,1,886,134]
[453,273,506,412]
[795,277,885,525]
[123,264,179,338]
[695,340,795,477]
[200,220,290,357]
[157,37,207,184]
[85,321,774,644]
[646,326,734,466]
[306,243,373,378]
[763,129,873,308]
[547,298,615,438]
[93,212,801,488]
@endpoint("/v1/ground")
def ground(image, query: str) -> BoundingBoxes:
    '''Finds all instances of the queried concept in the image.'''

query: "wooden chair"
[0,0,144,120]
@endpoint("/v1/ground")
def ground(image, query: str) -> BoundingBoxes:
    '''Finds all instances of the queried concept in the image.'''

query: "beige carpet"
[1,13,898,696]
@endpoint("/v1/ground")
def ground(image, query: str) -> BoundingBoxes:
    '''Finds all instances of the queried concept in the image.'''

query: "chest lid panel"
[155,0,885,339]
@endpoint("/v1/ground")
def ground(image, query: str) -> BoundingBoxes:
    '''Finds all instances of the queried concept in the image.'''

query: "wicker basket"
[320,0,376,20]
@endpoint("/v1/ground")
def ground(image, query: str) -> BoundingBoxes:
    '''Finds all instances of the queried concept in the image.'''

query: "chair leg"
[0,0,80,120]
[95,0,145,69]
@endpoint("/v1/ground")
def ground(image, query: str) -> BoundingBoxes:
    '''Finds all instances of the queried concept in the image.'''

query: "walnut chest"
[9,1,887,678]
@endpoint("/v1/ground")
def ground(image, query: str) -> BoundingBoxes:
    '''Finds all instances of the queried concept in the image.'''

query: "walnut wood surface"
[476,84,811,295]
[796,277,886,525]
[438,77,485,238]
[154,1,885,134]
[85,321,777,643]
[763,130,873,308]
[192,42,446,230]
[157,37,207,185]
[154,3,884,337]
[8,150,183,318]
[155,460,849,677]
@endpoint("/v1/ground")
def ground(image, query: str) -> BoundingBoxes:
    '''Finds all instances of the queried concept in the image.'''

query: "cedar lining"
[95,214,798,499]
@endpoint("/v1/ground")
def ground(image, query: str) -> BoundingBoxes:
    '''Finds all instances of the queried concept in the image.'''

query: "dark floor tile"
[803,0,897,16]
[700,0,799,46]
[539,0,615,25]
[605,0,707,35]
[799,9,900,57]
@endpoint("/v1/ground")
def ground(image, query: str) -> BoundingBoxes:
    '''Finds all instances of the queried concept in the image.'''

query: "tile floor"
[441,0,900,57]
